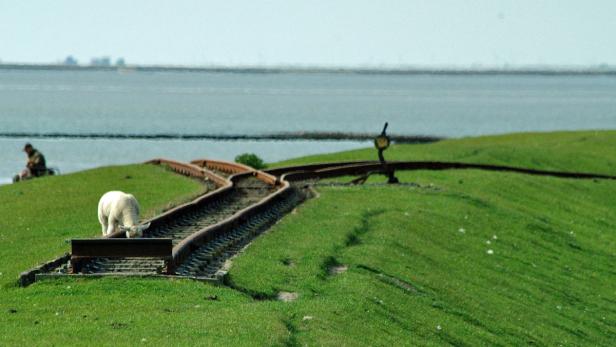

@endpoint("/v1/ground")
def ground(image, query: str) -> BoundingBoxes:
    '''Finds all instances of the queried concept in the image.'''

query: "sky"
[0,0,614,67]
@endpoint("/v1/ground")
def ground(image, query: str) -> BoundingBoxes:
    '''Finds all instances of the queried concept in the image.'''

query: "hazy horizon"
[1,1,615,68]
[2,61,615,71]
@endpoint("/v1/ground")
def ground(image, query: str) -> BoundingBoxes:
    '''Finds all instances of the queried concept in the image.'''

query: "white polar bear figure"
[98,191,150,238]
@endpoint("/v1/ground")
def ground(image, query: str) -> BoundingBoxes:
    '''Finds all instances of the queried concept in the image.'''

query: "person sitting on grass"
[14,143,48,182]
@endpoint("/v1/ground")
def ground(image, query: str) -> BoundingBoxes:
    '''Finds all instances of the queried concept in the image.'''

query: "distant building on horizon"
[115,57,126,67]
[90,56,111,67]
[64,55,78,66]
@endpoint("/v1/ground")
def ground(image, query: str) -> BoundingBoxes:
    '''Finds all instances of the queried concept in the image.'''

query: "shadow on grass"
[282,316,300,347]
[221,274,277,301]
[356,264,423,296]
[343,209,386,248]
[320,209,387,280]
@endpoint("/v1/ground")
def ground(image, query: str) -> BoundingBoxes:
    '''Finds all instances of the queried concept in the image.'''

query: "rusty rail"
[171,160,285,271]
[68,159,235,273]
[265,160,377,176]
[171,176,289,270]
[190,159,252,176]
[18,254,71,287]
[72,238,173,258]
[148,158,231,187]
[191,158,279,185]
[104,159,231,239]
[277,161,616,181]
[70,239,173,273]
[71,158,284,275]
[147,158,208,178]
[23,158,281,285]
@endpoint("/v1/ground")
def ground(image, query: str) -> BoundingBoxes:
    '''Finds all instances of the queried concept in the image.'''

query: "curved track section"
[78,159,283,275]
[20,159,230,285]
[174,184,304,277]
[172,159,306,276]
[144,175,274,244]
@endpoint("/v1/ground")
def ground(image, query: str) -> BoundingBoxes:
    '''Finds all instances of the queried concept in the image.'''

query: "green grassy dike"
[2,131,616,346]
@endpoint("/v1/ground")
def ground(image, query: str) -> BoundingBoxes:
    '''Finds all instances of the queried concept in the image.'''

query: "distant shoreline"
[1,63,616,76]
[0,131,442,144]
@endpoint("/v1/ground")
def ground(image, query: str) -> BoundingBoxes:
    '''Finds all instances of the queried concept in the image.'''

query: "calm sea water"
[1,69,615,183]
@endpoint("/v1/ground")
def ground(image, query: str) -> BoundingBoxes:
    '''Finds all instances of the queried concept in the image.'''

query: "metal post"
[374,122,399,184]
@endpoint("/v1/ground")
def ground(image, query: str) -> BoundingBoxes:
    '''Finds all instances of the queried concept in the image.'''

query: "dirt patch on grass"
[329,265,348,275]
[110,322,128,329]
[277,291,299,302]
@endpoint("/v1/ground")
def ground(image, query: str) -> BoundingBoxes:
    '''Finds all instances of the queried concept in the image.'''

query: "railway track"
[79,175,279,275]
[267,160,616,181]
[69,159,292,276]
[22,158,310,284]
[20,158,616,286]
[175,186,305,277]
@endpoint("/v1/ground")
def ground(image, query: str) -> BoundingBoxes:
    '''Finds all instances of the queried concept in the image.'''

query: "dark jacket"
[27,149,47,176]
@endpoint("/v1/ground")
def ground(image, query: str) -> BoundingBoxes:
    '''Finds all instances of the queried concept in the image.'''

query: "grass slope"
[229,171,616,345]
[1,131,615,346]
[0,164,206,287]
[273,130,616,175]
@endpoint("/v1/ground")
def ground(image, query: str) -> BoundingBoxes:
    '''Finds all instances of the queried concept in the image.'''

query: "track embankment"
[20,158,615,286]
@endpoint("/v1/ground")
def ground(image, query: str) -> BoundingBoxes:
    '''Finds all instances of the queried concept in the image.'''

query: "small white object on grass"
[486,249,494,255]
[458,228,465,233]
[277,291,299,302]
